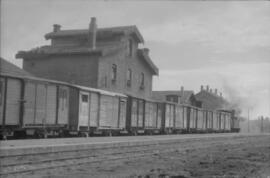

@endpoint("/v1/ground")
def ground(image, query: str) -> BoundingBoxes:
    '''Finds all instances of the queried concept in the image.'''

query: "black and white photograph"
[0,0,270,177]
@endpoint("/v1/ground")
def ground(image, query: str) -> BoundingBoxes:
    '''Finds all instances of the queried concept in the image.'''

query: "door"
[5,78,21,125]
[79,92,90,127]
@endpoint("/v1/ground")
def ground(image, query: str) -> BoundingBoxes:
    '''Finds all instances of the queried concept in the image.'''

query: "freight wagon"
[0,75,71,138]
[0,74,240,139]
[0,74,128,138]
[68,85,127,136]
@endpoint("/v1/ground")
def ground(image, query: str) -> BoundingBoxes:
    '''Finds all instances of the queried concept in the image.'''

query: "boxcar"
[224,112,231,132]
[212,111,219,132]
[174,104,185,133]
[163,102,176,134]
[206,111,213,132]
[23,79,69,137]
[68,85,127,136]
[144,100,162,134]
[126,96,145,134]
[196,109,204,132]
[189,106,197,133]
[0,76,23,138]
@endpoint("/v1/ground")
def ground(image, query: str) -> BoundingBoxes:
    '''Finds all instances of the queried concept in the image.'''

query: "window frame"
[127,69,132,87]
[111,64,117,82]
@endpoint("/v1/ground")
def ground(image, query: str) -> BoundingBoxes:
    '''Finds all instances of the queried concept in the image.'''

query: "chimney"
[215,89,218,95]
[53,24,61,32]
[206,85,209,92]
[180,86,184,96]
[89,17,97,49]
[210,89,212,93]
[200,85,203,91]
[220,92,222,97]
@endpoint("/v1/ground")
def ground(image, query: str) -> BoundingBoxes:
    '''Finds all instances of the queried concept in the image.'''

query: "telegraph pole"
[248,108,250,133]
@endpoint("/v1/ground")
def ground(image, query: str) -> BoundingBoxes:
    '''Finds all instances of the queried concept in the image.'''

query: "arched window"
[112,64,117,82]
[128,39,133,57]
[127,69,132,87]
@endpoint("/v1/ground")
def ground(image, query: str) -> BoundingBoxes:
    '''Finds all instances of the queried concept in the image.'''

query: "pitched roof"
[152,90,194,103]
[45,25,144,43]
[0,57,33,77]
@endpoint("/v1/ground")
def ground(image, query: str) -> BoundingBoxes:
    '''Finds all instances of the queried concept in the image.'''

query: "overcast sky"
[1,0,270,118]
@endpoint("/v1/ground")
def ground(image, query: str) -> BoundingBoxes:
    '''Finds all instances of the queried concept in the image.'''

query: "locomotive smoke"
[221,79,255,118]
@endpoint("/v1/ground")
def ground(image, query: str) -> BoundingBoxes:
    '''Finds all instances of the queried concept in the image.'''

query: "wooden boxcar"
[68,85,127,136]
[189,106,197,133]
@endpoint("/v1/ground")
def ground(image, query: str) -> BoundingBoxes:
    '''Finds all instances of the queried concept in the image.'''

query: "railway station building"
[152,87,201,107]
[195,85,228,110]
[16,17,159,99]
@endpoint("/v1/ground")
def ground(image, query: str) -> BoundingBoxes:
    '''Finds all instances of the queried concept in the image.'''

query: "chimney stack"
[53,24,61,32]
[206,85,209,92]
[89,17,97,50]
[180,86,184,96]
[200,85,203,91]
[220,92,222,97]
[215,89,218,95]
[210,89,212,93]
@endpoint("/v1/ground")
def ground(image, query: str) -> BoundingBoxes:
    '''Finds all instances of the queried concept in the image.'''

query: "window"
[111,64,117,82]
[81,94,88,103]
[140,72,144,89]
[127,69,132,87]
[128,39,133,57]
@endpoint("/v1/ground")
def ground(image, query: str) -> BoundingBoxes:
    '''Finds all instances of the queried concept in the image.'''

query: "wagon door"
[5,79,21,125]
[35,84,46,124]
[89,92,99,127]
[78,92,90,127]
[119,98,127,129]
[23,82,36,126]
[57,86,69,125]
[45,85,57,125]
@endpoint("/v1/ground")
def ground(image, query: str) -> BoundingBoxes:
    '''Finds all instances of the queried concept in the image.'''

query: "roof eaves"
[138,49,159,75]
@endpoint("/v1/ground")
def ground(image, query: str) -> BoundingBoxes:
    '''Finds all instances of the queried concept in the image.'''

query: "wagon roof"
[71,84,127,97]
[0,57,33,77]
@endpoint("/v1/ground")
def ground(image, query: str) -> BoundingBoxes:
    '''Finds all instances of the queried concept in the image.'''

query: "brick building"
[195,85,228,110]
[152,86,201,107]
[16,17,158,99]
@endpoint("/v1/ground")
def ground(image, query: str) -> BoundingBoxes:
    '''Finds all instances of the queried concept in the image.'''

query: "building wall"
[23,54,99,87]
[97,38,153,99]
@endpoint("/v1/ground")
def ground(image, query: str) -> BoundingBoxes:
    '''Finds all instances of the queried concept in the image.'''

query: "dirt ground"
[11,134,270,178]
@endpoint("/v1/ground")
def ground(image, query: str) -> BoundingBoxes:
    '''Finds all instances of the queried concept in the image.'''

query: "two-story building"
[16,17,158,99]
[152,86,201,107]
[195,85,228,110]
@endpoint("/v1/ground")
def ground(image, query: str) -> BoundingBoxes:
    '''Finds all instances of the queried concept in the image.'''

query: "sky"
[1,0,270,119]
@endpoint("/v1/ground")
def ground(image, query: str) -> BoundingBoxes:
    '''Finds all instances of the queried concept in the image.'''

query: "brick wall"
[97,38,153,99]
[23,54,99,87]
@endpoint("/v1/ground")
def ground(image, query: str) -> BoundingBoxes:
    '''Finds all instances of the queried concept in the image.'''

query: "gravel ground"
[3,134,270,178]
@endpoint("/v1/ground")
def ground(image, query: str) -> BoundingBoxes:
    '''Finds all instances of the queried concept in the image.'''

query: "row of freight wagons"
[0,74,238,138]
[127,97,233,135]
[0,75,127,138]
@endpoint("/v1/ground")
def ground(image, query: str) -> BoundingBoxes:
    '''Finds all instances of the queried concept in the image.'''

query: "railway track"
[1,134,266,176]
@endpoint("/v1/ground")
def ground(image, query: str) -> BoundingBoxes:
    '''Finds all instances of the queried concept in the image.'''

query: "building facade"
[195,85,228,110]
[16,18,158,99]
[152,87,200,107]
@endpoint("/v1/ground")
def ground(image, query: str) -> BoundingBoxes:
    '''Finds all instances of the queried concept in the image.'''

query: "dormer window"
[111,64,117,82]
[128,39,133,57]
